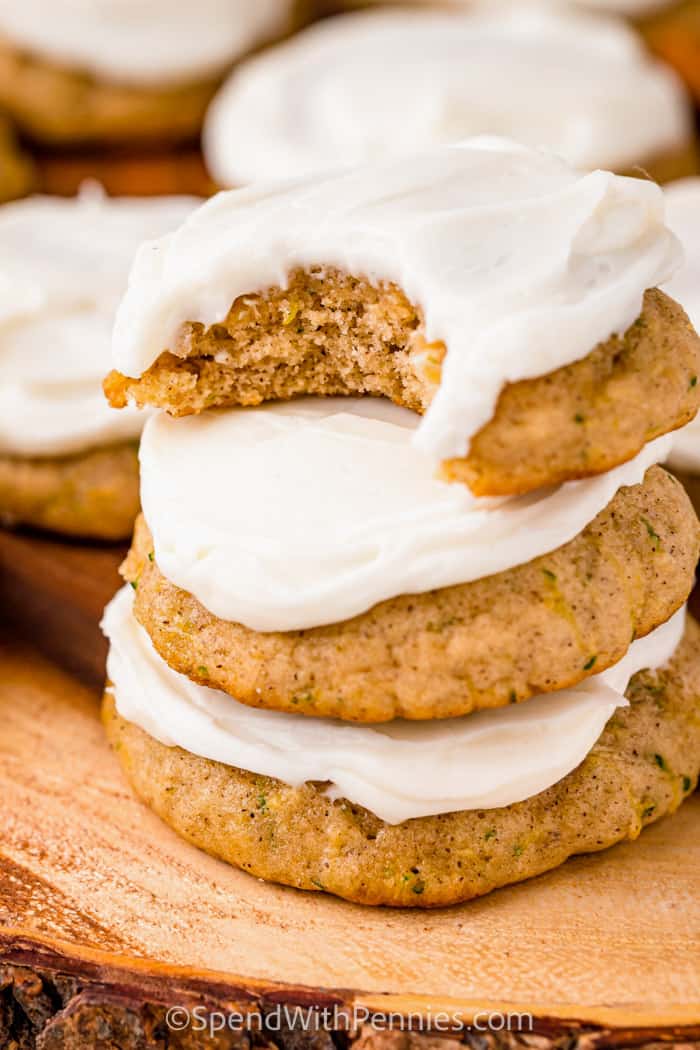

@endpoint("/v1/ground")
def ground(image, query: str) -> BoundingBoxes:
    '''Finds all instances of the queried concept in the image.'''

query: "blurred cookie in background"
[663,177,700,507]
[204,6,695,186]
[0,0,302,147]
[315,0,700,108]
[0,187,198,540]
[0,114,34,201]
[638,2,700,106]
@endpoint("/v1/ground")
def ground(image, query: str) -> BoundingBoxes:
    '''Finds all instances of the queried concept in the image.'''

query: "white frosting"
[0,0,293,86]
[204,8,690,185]
[114,140,681,465]
[139,398,671,632]
[103,585,685,824]
[663,179,700,473]
[0,188,198,458]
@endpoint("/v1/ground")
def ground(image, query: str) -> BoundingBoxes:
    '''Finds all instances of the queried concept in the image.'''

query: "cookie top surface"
[139,397,672,631]
[0,187,197,457]
[204,6,691,184]
[0,0,294,86]
[113,139,680,464]
[103,583,686,823]
[664,178,700,472]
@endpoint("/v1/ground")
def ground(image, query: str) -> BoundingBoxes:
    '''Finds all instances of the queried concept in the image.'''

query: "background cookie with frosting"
[312,0,700,109]
[0,187,197,539]
[102,596,700,908]
[106,142,700,498]
[203,6,696,188]
[663,177,700,508]
[0,0,302,146]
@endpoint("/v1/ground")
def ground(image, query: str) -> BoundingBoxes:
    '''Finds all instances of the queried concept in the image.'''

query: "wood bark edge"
[2,933,700,1049]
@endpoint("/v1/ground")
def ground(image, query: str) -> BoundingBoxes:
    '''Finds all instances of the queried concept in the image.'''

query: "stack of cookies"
[102,139,700,907]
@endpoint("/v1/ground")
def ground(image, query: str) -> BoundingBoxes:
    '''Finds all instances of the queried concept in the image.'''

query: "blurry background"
[0,0,697,201]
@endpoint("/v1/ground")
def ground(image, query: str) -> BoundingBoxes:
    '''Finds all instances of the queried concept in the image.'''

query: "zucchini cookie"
[102,140,700,904]
[103,590,700,908]
[0,0,300,146]
[106,141,700,498]
[0,189,197,540]
[123,456,699,721]
[662,178,700,506]
[203,7,696,187]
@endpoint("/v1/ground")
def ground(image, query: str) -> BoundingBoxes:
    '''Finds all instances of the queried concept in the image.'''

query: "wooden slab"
[1,528,700,1045]
[0,529,124,684]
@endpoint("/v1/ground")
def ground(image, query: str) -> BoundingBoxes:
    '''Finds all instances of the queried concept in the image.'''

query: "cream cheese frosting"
[0,188,198,459]
[663,179,700,474]
[113,139,681,463]
[103,584,686,824]
[203,8,690,185]
[139,398,672,632]
[0,0,293,86]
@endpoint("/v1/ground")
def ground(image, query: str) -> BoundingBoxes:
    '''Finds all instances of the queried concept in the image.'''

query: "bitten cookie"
[107,279,700,499]
[0,443,139,541]
[105,141,699,499]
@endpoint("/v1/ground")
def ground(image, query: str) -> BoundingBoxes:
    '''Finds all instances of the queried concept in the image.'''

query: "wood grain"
[0,529,123,684]
[1,528,700,1045]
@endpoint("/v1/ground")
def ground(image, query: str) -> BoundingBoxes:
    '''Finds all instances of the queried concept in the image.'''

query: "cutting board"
[1,528,699,1049]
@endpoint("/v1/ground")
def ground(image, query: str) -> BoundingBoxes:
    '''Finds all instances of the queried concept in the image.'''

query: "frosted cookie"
[102,587,700,907]
[105,141,700,498]
[0,0,300,145]
[0,444,140,541]
[0,188,197,540]
[120,400,699,721]
[204,7,694,186]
